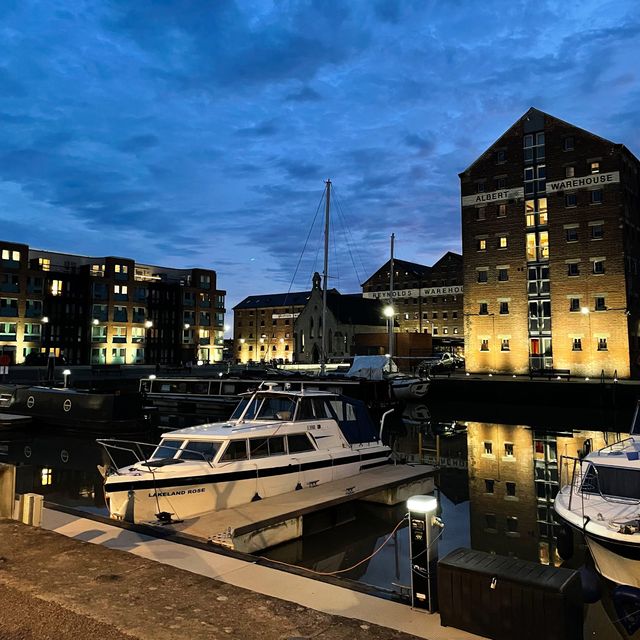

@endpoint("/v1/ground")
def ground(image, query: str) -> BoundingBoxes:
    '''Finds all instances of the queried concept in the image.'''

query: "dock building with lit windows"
[460,108,640,377]
[0,241,225,365]
[362,253,464,353]
[233,291,310,364]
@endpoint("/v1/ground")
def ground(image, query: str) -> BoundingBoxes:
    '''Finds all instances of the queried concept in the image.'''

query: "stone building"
[293,273,387,363]
[0,241,225,365]
[460,108,640,377]
[362,253,464,352]
[232,291,309,364]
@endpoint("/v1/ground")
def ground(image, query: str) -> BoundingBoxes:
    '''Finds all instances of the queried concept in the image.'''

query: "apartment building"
[0,241,225,365]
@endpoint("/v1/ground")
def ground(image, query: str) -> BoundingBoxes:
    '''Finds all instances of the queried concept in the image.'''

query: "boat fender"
[579,565,601,604]
[579,439,592,459]
[613,585,640,635]
[295,482,302,491]
[251,492,262,502]
[556,524,574,560]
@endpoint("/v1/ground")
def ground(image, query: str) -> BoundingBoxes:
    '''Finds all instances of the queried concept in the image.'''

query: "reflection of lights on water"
[41,468,52,486]
[79,487,95,499]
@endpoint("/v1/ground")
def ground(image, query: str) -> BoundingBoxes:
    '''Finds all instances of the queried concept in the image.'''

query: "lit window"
[477,239,487,251]
[598,337,608,351]
[572,338,582,351]
[590,161,600,174]
[39,258,51,272]
[501,339,510,351]
[0,249,7,260]
[498,236,508,249]
[114,284,128,294]
[51,280,63,296]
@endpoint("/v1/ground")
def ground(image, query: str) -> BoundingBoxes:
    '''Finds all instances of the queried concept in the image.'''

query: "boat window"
[186,381,210,395]
[249,436,286,459]
[151,439,184,460]
[296,399,315,421]
[230,397,253,420]
[313,399,332,419]
[179,440,222,462]
[287,433,315,453]
[220,440,248,462]
[256,397,296,420]
[582,465,640,499]
[327,400,356,422]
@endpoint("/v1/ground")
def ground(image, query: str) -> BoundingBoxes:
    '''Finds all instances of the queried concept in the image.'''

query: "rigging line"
[332,187,367,285]
[284,186,326,304]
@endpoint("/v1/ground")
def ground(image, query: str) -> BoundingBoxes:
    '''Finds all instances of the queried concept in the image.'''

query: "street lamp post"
[383,305,395,357]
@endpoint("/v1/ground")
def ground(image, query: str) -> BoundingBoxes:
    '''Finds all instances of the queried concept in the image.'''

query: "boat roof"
[162,419,309,439]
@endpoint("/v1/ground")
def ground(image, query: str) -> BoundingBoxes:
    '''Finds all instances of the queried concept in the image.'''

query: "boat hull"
[106,451,391,523]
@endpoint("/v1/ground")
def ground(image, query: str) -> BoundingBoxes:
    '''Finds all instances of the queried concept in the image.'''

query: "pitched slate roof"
[361,257,432,287]
[233,290,310,310]
[326,292,386,326]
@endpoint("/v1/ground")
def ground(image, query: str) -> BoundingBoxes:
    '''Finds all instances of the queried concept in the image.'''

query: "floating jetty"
[156,463,434,553]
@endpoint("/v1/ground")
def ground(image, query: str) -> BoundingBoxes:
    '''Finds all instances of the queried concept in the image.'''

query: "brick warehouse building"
[460,108,640,377]
[0,241,226,365]
[362,253,464,353]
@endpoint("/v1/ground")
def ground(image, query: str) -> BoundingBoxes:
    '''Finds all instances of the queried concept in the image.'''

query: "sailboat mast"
[321,179,331,376]
[388,233,395,358]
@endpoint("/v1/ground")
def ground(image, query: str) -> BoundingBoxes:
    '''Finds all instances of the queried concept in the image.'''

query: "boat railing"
[560,454,640,514]
[96,438,214,473]
[597,436,638,455]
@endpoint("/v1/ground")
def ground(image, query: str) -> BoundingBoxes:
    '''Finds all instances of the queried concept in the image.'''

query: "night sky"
[2,1,640,317]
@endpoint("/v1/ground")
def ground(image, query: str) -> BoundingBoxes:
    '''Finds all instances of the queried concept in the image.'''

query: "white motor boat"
[98,386,393,524]
[346,355,429,400]
[554,435,640,563]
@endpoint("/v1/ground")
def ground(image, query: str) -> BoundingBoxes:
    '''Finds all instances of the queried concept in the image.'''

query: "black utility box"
[438,548,583,640]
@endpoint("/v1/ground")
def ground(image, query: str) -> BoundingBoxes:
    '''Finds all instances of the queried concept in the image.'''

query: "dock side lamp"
[407,494,442,613]
[62,369,71,388]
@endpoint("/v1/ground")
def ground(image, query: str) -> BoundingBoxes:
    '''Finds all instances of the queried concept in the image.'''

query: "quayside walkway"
[0,512,482,640]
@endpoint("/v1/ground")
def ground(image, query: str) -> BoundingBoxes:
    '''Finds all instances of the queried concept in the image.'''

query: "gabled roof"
[362,257,432,287]
[459,107,626,176]
[233,290,310,310]
[431,251,462,270]
[326,292,386,326]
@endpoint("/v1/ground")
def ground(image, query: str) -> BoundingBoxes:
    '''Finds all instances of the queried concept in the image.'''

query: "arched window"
[309,317,314,339]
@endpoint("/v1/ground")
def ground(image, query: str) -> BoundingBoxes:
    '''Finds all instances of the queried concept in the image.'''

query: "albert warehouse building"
[461,108,640,378]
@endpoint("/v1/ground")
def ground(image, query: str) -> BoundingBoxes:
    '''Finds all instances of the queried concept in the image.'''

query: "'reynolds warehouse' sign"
[363,285,463,300]
[545,171,620,193]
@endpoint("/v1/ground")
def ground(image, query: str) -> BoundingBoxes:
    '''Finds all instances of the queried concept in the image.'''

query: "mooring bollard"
[20,493,44,527]
[0,464,17,518]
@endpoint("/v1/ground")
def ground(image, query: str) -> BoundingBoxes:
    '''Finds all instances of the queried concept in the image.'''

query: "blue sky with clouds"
[1,1,640,311]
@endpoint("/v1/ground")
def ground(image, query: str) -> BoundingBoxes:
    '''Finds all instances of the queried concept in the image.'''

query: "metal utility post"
[388,233,395,357]
[320,179,331,376]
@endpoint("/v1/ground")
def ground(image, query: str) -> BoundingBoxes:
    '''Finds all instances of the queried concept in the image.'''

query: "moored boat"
[98,386,394,523]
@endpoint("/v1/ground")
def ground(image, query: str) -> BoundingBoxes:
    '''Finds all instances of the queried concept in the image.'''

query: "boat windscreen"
[230,397,252,420]
[179,440,222,461]
[151,439,185,460]
[582,465,640,500]
[256,396,296,420]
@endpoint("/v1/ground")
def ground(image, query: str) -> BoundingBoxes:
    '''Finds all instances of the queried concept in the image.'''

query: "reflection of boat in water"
[555,435,640,580]
[99,387,393,523]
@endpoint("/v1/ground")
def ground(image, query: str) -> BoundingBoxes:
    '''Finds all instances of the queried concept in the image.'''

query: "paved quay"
[0,515,482,640]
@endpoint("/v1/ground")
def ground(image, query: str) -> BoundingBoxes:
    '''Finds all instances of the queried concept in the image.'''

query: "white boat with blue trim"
[98,386,393,524]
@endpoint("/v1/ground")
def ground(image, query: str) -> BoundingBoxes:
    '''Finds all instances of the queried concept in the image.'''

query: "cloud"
[285,86,322,102]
